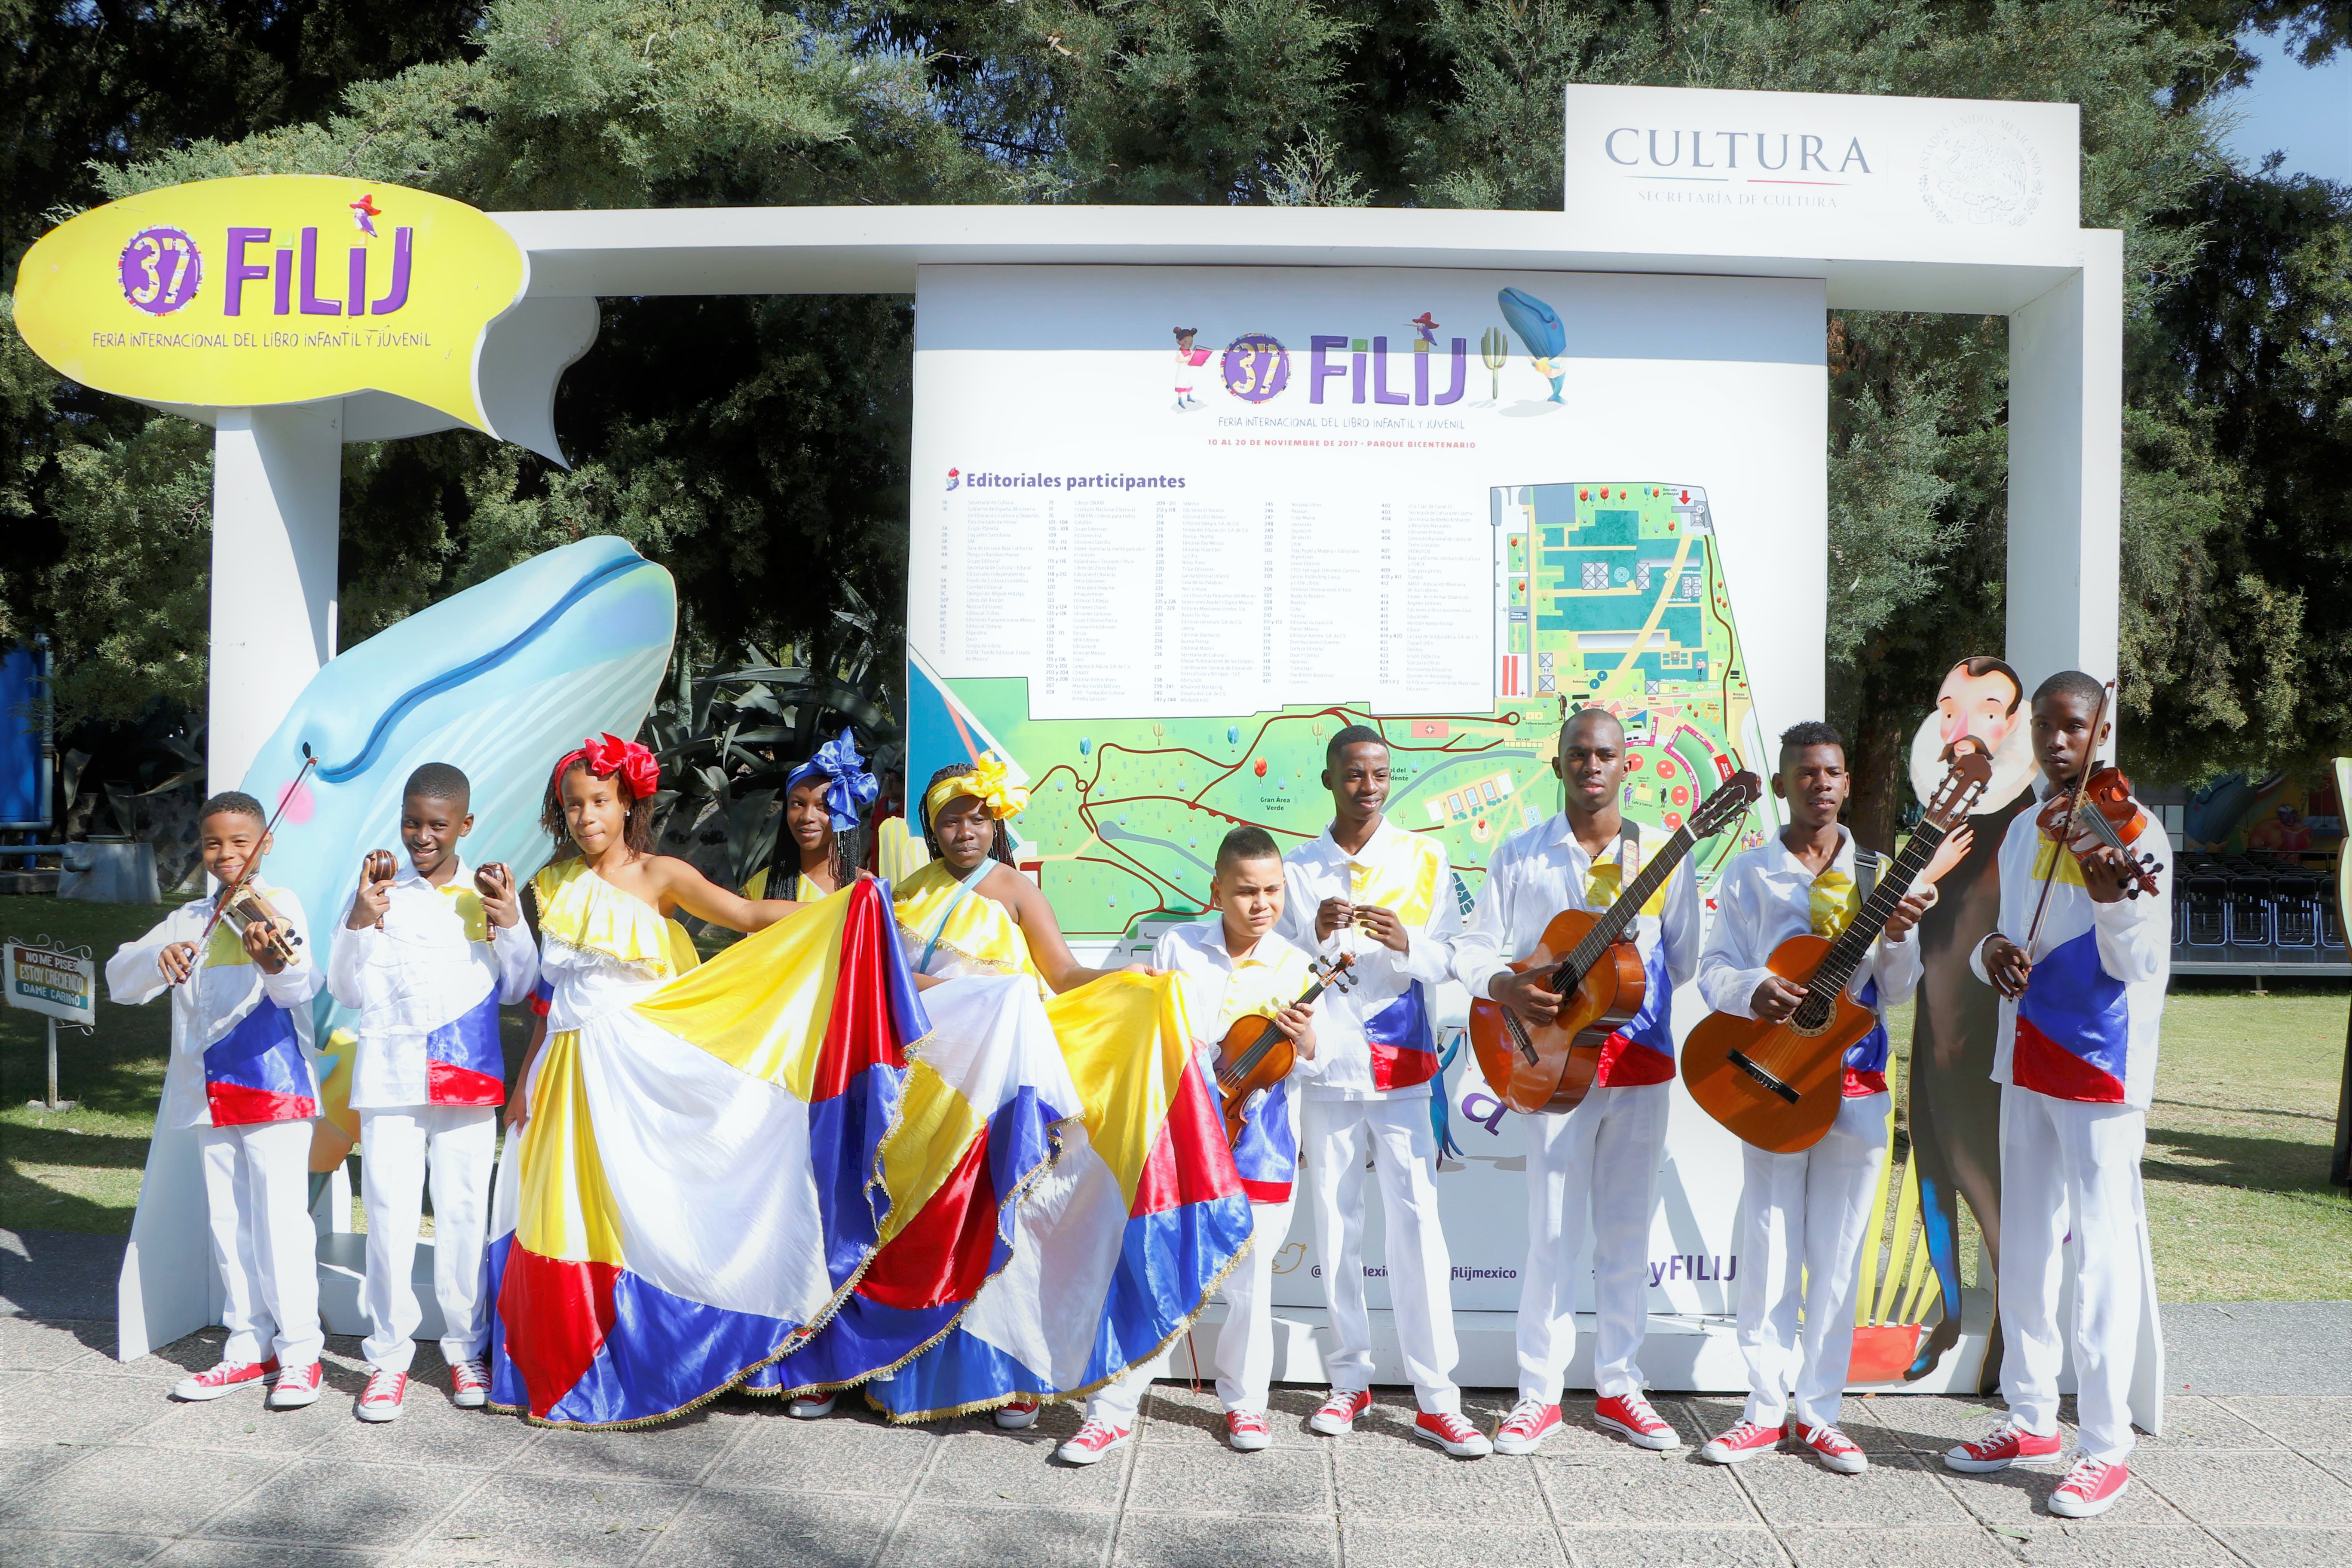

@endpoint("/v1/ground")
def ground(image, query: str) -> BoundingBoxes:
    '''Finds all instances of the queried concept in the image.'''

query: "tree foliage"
[3,0,2346,840]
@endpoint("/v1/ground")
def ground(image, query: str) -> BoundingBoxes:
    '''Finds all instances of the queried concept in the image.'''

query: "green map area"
[930,482,1778,940]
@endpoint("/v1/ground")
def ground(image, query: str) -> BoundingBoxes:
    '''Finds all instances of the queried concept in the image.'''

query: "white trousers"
[1517,1080,1667,1403]
[1736,1091,1891,1430]
[197,1119,322,1368]
[1304,1095,1459,1414]
[1998,1089,2149,1464]
[1087,1191,1298,1426]
[359,1104,498,1372]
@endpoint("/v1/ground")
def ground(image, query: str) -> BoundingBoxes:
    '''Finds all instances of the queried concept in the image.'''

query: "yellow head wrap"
[923,750,1030,828]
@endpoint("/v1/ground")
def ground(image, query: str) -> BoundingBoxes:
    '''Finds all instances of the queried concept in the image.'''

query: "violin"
[1214,955,1352,1148]
[2034,765,2161,900]
[219,883,304,968]
[175,745,317,986]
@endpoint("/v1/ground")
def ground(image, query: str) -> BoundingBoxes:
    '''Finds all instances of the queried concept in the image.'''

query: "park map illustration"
[942,482,1776,940]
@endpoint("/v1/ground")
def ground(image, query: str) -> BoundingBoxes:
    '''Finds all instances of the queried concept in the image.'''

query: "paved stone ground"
[4,1313,2351,1568]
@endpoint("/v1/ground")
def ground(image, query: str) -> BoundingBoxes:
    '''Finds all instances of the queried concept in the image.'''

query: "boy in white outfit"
[328,763,537,1421]
[1276,726,1490,1458]
[1695,723,1932,1474]
[108,792,326,1409]
[1945,672,2171,1519]
[1452,707,1702,1455]
[1058,826,1320,1464]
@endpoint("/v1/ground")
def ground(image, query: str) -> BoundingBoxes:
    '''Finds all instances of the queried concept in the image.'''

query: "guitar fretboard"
[1553,824,1697,988]
[1794,823,1948,1025]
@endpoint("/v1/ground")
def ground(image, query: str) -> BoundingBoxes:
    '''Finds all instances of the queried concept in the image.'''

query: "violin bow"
[184,744,318,974]
[2020,678,2114,961]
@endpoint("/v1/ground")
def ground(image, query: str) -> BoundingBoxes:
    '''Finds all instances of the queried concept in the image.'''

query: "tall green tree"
[5,0,2345,828]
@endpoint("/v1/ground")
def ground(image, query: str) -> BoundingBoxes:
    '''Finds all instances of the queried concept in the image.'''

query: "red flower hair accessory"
[551,733,662,801]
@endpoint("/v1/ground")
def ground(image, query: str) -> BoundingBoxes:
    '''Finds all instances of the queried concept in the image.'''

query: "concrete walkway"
[3,1305,2350,1568]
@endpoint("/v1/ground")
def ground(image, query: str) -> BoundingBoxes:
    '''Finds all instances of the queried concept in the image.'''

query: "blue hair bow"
[786,728,879,833]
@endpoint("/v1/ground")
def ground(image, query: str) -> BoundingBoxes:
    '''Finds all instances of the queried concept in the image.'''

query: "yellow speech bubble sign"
[11,175,527,433]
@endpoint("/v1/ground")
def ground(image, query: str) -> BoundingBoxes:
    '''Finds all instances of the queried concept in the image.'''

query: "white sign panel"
[1565,84,2080,254]
[911,263,1830,1317]
[4,940,96,1025]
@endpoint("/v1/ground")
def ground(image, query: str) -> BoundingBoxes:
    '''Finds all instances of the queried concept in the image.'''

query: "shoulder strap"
[1855,847,1879,908]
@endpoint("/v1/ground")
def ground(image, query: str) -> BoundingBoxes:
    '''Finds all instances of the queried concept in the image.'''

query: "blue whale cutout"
[233,535,677,1044]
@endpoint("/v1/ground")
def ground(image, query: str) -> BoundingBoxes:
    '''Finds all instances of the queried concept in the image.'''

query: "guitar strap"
[1857,847,1879,909]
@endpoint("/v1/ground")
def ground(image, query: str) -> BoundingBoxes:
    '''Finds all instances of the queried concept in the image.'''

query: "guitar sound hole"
[1789,996,1834,1036]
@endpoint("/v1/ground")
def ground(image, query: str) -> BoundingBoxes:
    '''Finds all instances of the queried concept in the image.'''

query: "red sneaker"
[1493,1400,1562,1455]
[1414,1411,1494,1458]
[1797,1422,1868,1474]
[448,1358,489,1410]
[1309,1388,1372,1436]
[1594,1393,1681,1451]
[995,1399,1041,1430]
[2048,1455,2130,1518]
[1225,1410,1272,1452]
[1944,1418,2063,1473]
[1699,1418,1784,1465]
[267,1361,323,1410]
[355,1369,407,1423]
[171,1357,280,1402]
[1056,1419,1130,1465]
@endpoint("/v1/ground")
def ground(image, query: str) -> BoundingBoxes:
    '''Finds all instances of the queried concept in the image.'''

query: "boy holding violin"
[1276,726,1488,1458]
[1946,671,2171,1519]
[327,763,538,1422]
[107,792,326,1408]
[1064,826,1318,1460]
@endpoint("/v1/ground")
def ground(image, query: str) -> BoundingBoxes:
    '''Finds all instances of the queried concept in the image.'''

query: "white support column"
[2004,231,2124,699]
[207,403,343,793]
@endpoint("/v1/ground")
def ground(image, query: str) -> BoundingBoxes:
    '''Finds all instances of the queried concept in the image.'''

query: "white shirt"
[1698,827,1923,1019]
[1150,918,1321,1074]
[1970,787,2171,1108]
[1452,813,1703,996]
[325,857,539,1109]
[107,882,323,1130]
[1275,817,1459,1102]
[1699,826,1922,1093]
[1451,812,1702,1084]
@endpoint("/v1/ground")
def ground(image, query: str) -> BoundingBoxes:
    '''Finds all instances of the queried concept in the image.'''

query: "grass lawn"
[6,894,2348,1300]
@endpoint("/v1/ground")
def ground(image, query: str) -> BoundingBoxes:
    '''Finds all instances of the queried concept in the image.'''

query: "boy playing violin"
[1945,672,2171,1518]
[1695,723,1934,1473]
[328,764,539,1422]
[107,793,326,1408]
[1064,827,1319,1460]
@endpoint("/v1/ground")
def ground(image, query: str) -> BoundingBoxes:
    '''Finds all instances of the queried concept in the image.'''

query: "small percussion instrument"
[1469,772,1761,1114]
[1681,751,1991,1154]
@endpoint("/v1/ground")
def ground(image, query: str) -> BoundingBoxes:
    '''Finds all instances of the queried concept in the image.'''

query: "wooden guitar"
[1214,955,1352,1148]
[1681,751,1991,1154]
[1469,772,1761,1114]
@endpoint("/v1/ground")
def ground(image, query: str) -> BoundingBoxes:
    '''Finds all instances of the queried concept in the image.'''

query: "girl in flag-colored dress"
[484,733,936,1429]
[841,755,1253,1425]
[743,729,877,902]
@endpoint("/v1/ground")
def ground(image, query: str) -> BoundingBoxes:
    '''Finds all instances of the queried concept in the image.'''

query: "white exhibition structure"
[160,86,2130,1399]
[203,89,2119,796]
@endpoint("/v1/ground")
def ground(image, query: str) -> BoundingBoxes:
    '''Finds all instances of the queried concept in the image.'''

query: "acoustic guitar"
[1469,772,1761,1114]
[1681,751,1991,1154]
[1214,955,1352,1148]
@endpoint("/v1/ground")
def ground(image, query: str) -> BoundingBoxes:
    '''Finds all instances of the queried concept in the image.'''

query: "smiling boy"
[107,793,325,1408]
[327,763,537,1421]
